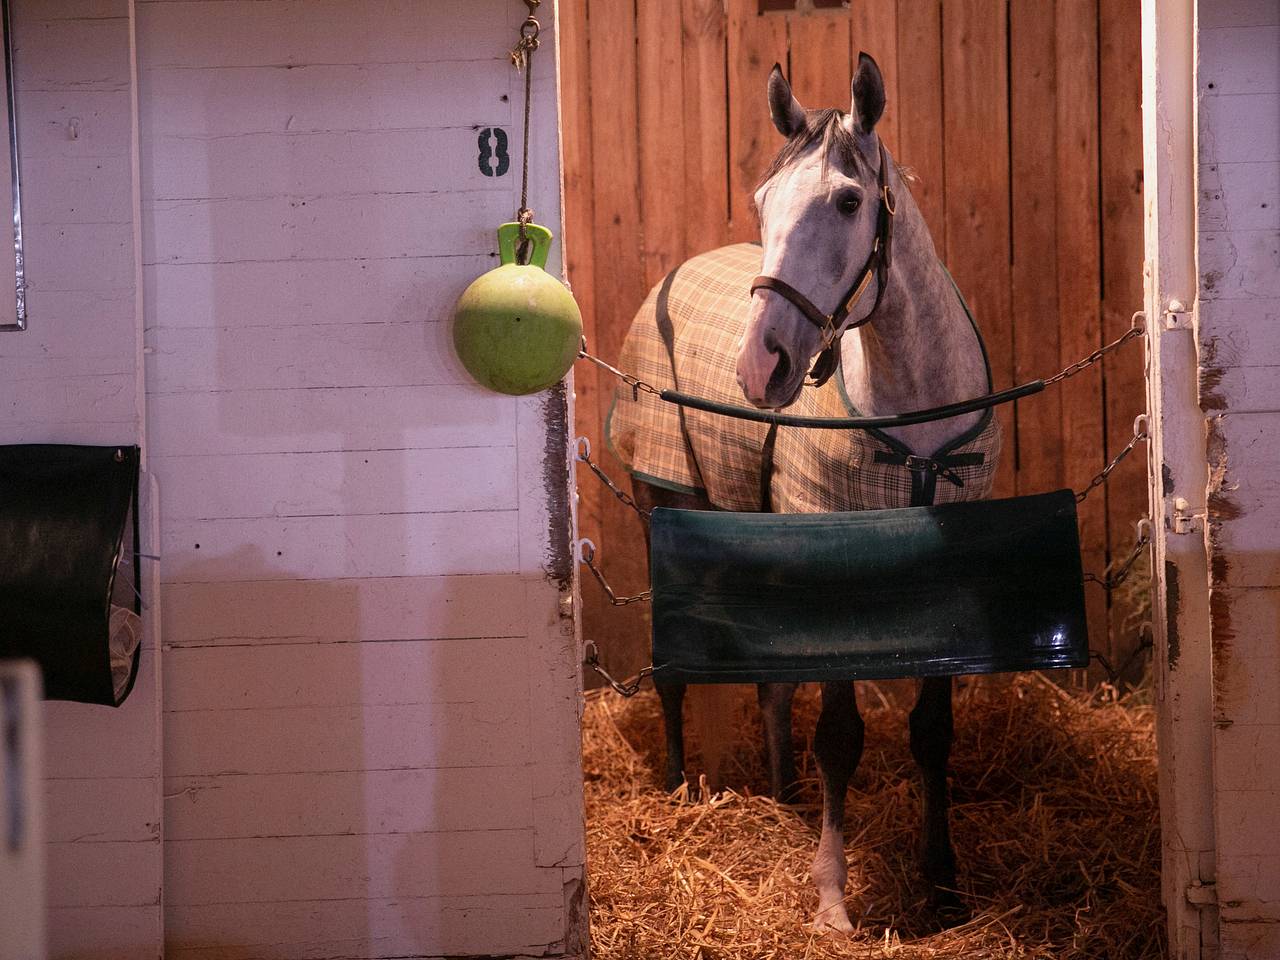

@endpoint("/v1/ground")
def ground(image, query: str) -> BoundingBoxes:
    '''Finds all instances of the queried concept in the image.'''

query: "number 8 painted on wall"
[477,127,510,177]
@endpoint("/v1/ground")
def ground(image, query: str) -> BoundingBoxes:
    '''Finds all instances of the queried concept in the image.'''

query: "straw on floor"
[583,673,1163,958]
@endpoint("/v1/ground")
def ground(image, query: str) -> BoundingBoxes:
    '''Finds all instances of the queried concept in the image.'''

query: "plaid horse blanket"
[606,243,1001,512]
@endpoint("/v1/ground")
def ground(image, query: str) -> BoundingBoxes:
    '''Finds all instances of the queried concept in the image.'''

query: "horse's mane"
[754,107,917,208]
[756,108,866,191]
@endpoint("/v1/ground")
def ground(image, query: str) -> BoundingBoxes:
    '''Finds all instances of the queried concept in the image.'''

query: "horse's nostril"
[767,350,793,396]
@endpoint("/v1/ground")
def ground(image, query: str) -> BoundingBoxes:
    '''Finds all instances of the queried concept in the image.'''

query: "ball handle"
[498,221,553,268]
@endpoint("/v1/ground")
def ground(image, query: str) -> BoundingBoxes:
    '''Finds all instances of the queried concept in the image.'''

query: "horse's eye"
[836,193,861,216]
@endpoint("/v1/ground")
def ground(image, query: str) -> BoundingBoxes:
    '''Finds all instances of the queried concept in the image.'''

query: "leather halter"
[750,139,897,388]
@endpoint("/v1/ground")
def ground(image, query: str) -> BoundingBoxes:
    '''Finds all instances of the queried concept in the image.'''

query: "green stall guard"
[649,489,1089,684]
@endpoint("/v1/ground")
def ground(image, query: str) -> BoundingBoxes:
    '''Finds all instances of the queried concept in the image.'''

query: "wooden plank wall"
[1197,1,1280,954]
[561,0,1147,684]
[135,1,584,956]
[0,2,165,956]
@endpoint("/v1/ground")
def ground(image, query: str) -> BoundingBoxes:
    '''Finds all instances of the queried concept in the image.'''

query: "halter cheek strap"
[750,138,897,388]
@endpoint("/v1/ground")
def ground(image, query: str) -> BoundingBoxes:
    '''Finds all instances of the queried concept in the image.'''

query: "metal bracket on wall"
[1164,299,1193,330]
[1170,496,1205,535]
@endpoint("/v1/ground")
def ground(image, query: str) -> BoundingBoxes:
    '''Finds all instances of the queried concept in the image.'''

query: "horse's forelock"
[755,109,867,196]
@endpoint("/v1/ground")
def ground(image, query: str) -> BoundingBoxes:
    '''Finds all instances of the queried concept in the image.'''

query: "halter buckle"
[903,455,937,473]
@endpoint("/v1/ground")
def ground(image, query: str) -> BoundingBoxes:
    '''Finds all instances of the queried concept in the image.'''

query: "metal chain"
[1044,314,1146,387]
[583,641,655,698]
[1084,520,1152,591]
[581,317,1145,423]
[509,0,540,258]
[575,437,651,521]
[1090,623,1154,687]
[1076,415,1149,503]
[578,539,651,605]
[578,342,662,398]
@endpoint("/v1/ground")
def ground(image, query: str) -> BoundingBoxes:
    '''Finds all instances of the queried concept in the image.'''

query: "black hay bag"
[0,445,142,706]
[650,489,1089,684]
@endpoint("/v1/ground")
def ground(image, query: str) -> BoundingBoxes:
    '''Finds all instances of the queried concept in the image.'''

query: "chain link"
[578,539,651,605]
[1076,415,1149,503]
[575,437,651,521]
[1044,315,1145,387]
[578,342,663,398]
[1084,520,1152,591]
[583,641,655,697]
[1090,622,1154,687]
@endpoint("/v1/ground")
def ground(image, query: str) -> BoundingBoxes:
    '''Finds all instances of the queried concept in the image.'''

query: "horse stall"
[0,0,1277,958]
[560,0,1280,958]
[0,2,585,958]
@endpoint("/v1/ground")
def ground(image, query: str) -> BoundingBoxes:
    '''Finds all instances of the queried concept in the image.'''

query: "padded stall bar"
[650,489,1089,684]
[0,445,142,706]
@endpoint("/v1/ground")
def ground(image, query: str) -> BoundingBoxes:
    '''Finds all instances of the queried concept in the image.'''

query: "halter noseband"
[750,139,897,388]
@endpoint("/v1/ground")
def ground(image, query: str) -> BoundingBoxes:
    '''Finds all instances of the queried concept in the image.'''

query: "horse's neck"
[839,183,989,456]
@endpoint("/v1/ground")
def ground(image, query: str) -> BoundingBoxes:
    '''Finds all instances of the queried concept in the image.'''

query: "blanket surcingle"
[605,243,1001,513]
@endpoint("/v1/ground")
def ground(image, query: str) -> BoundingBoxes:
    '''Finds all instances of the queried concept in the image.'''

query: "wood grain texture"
[165,895,566,960]
[582,0,653,684]
[132,0,585,951]
[560,1,1147,689]
[681,0,730,257]
[1054,0,1110,672]
[4,4,162,955]
[849,0,898,153]
[1010,0,1061,500]
[727,0,787,242]
[638,0,688,285]
[894,0,944,235]
[942,0,1013,497]
[1100,0,1148,671]
[788,10,851,112]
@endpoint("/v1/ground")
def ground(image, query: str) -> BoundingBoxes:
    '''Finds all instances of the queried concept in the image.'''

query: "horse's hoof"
[812,902,855,934]
[931,889,970,928]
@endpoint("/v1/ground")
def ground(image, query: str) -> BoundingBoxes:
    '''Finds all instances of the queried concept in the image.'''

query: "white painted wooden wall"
[1147,1,1280,957]
[1197,2,1280,956]
[0,2,163,957]
[2,1,585,957]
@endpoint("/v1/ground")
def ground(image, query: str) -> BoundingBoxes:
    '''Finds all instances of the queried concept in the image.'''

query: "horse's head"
[736,53,889,409]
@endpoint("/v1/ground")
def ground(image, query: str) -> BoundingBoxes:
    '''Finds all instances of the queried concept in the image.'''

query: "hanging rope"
[509,0,540,262]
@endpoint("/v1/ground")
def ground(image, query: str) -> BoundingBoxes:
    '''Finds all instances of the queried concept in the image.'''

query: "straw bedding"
[583,673,1163,958]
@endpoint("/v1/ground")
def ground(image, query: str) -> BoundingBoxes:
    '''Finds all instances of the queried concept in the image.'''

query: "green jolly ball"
[453,223,583,396]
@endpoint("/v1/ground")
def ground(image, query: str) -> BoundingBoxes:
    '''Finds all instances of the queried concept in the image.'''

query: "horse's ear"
[851,52,886,135]
[768,63,806,138]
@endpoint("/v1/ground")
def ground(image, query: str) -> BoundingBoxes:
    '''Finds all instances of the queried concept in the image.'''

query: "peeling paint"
[562,876,588,958]
[1199,337,1228,411]
[1165,559,1181,669]
[1162,462,1175,496]
[1205,414,1239,710]
[542,381,574,589]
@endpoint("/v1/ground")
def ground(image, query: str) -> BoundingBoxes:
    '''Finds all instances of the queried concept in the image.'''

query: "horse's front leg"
[633,479,708,794]
[757,681,799,800]
[655,681,688,792]
[910,676,968,923]
[811,680,864,933]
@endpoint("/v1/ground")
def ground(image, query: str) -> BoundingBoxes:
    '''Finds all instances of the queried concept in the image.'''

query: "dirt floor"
[582,674,1164,958]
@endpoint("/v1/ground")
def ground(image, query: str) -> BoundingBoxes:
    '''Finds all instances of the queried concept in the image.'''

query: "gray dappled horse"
[627,54,993,932]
